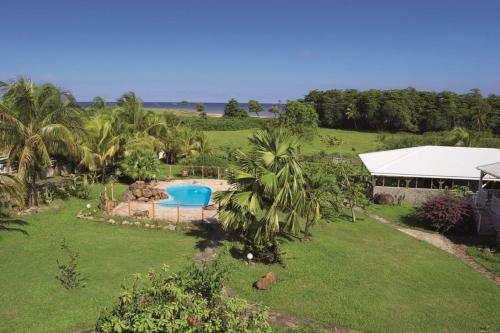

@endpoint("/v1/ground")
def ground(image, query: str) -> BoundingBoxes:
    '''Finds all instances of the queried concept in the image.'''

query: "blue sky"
[1,0,499,102]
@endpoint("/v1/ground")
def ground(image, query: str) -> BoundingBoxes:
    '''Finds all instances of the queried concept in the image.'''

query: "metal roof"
[477,162,500,180]
[359,146,500,180]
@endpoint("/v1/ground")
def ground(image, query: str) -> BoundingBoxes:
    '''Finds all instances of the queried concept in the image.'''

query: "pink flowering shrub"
[419,193,469,233]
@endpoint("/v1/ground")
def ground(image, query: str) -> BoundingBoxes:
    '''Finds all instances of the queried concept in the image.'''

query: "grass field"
[468,247,500,275]
[206,128,385,157]
[221,215,500,333]
[0,184,200,333]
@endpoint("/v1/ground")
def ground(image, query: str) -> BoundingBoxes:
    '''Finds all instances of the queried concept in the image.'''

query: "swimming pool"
[159,184,212,207]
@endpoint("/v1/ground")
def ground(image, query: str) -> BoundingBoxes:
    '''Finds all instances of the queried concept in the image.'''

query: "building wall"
[373,186,442,205]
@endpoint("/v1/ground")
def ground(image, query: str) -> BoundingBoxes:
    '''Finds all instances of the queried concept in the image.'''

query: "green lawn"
[221,215,500,333]
[206,128,385,157]
[0,184,200,333]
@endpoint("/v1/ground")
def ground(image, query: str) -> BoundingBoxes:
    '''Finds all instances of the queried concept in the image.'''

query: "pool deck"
[111,179,232,223]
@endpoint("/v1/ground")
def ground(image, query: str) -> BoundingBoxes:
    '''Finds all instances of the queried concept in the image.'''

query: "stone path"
[364,210,500,285]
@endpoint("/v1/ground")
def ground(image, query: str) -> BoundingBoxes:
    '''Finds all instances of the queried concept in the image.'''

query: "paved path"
[364,210,500,285]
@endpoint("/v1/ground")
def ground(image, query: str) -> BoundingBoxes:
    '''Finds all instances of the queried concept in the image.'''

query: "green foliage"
[178,259,229,300]
[215,128,305,246]
[305,88,500,134]
[120,149,160,181]
[195,102,207,119]
[278,100,319,140]
[243,239,285,266]
[223,98,248,118]
[56,239,86,289]
[94,264,271,333]
[89,96,106,110]
[248,99,264,117]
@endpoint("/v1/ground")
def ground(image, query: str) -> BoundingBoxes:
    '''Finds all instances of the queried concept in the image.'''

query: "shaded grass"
[0,184,200,333]
[467,247,500,275]
[366,204,436,232]
[221,215,500,333]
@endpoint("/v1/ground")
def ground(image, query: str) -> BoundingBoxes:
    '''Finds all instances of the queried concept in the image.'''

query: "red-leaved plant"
[419,192,469,233]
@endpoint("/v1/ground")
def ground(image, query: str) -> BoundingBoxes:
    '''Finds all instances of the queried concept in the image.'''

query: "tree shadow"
[183,223,228,252]
[0,218,30,236]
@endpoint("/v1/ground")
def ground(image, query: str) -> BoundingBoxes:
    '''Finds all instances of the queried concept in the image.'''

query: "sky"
[1,0,499,102]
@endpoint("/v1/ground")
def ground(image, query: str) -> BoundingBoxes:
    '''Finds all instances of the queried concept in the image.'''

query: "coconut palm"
[0,173,24,206]
[115,92,166,152]
[214,128,305,244]
[80,112,122,182]
[345,105,360,129]
[0,79,82,206]
[447,127,473,147]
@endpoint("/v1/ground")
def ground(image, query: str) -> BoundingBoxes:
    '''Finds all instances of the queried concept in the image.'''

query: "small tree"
[268,104,280,118]
[56,239,86,289]
[223,98,248,118]
[248,99,263,117]
[196,102,207,119]
[419,192,469,233]
[336,163,369,223]
[278,100,319,140]
[89,96,106,110]
[120,149,160,181]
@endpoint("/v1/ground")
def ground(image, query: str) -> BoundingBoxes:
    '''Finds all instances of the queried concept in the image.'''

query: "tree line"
[304,88,500,133]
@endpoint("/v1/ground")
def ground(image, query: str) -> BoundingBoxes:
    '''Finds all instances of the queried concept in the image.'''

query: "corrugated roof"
[359,146,500,180]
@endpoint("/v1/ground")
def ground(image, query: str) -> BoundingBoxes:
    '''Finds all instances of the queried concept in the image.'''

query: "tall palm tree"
[0,79,82,206]
[80,113,122,182]
[116,92,166,152]
[214,128,305,244]
[345,105,360,129]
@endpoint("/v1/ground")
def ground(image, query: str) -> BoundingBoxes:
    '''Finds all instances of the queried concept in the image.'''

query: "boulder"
[160,191,169,199]
[129,181,146,190]
[133,210,149,218]
[123,191,135,201]
[142,188,153,198]
[255,272,277,290]
[132,188,143,198]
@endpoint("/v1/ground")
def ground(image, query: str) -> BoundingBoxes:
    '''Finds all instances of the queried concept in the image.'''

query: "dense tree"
[223,98,247,118]
[248,99,263,117]
[278,100,319,140]
[304,88,500,134]
[89,96,106,110]
[0,79,82,206]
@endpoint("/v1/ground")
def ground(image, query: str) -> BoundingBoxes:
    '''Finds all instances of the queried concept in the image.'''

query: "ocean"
[78,102,279,117]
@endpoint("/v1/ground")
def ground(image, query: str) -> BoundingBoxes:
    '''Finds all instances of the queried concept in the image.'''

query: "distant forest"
[304,88,500,134]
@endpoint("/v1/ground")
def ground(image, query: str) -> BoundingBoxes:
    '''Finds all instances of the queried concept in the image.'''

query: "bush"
[374,193,395,205]
[120,149,160,181]
[243,239,285,266]
[419,192,470,233]
[94,264,271,333]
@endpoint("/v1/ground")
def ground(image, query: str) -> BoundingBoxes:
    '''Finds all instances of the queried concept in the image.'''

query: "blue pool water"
[159,184,212,207]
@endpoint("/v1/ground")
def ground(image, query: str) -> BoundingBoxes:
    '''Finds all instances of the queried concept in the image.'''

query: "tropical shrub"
[243,239,285,266]
[94,264,271,333]
[183,116,268,131]
[419,192,470,233]
[120,149,160,181]
[278,100,319,140]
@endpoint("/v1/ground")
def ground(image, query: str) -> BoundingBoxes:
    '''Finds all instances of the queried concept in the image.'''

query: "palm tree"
[80,113,122,182]
[116,92,166,152]
[214,128,305,244]
[0,79,82,206]
[345,105,360,129]
[299,176,322,241]
[447,127,473,147]
[0,173,24,206]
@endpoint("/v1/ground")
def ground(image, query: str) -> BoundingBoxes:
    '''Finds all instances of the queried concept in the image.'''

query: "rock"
[163,224,176,231]
[255,272,277,290]
[108,218,115,224]
[160,191,168,199]
[134,222,141,226]
[129,181,146,190]
[132,188,143,198]
[145,223,150,228]
[133,210,149,218]
[142,188,153,198]
[149,224,157,229]
[123,191,135,201]
[137,197,149,202]
[122,221,129,225]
